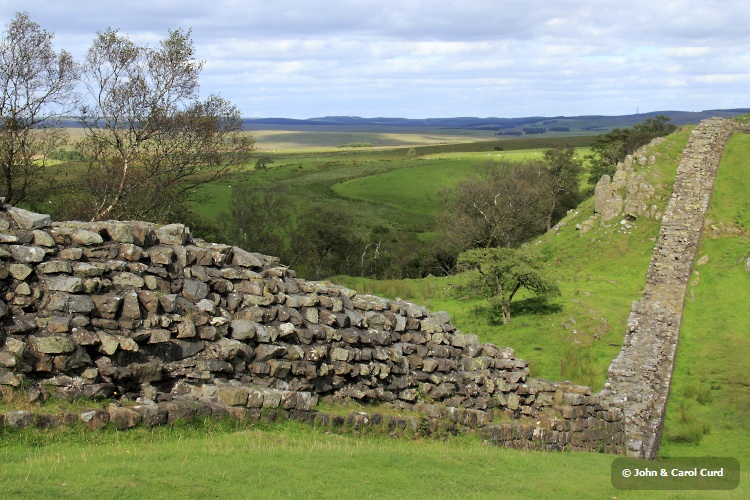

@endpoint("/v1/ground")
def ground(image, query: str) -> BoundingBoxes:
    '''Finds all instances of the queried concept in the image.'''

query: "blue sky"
[2,1,749,118]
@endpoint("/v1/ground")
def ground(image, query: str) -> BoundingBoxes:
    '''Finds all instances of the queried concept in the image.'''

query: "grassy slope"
[659,133,750,486]
[336,130,688,389]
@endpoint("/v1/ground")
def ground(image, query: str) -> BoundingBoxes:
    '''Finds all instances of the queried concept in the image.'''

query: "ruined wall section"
[604,118,745,458]
[0,207,622,451]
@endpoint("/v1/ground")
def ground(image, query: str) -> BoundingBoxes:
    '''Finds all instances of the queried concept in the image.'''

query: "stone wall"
[604,118,746,458]
[0,205,622,451]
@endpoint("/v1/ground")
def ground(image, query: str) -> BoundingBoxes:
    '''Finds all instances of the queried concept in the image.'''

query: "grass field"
[2,418,743,499]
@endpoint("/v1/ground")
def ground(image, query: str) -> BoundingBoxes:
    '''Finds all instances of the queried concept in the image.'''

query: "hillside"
[243,109,750,135]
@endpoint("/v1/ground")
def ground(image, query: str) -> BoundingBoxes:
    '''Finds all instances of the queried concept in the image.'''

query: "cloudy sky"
[2,1,749,118]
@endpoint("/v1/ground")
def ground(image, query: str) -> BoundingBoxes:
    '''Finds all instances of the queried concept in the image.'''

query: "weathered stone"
[113,272,145,288]
[182,279,209,302]
[254,344,286,361]
[7,207,51,229]
[29,335,75,354]
[232,247,263,268]
[219,386,249,406]
[9,245,45,263]
[71,229,104,246]
[37,260,73,274]
[80,409,110,429]
[92,294,124,318]
[154,223,190,245]
[5,410,34,428]
[109,407,142,430]
[120,244,143,261]
[8,263,33,280]
[44,276,83,293]
[32,230,56,247]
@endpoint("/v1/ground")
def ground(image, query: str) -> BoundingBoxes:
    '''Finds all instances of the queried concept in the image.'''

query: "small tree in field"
[0,12,77,205]
[78,28,253,221]
[457,247,559,324]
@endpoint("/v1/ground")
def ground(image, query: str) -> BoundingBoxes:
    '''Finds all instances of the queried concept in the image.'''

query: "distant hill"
[243,109,750,135]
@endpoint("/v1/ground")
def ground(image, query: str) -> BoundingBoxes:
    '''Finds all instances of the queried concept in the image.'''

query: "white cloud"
[2,1,748,118]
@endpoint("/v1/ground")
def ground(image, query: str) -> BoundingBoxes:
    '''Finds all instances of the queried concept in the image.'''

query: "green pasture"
[2,418,742,499]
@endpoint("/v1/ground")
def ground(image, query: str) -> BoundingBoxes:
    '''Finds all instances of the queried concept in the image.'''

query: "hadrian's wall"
[0,118,743,456]
[0,207,623,452]
[604,118,747,458]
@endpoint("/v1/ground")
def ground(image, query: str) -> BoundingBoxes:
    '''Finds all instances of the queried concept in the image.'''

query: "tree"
[0,12,77,205]
[254,155,273,170]
[440,159,551,251]
[457,247,559,324]
[77,28,253,221]
[228,182,292,257]
[542,145,583,231]
[586,115,676,186]
[291,205,362,279]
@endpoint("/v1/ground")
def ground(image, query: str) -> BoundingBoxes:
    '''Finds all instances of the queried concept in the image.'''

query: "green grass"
[1,418,738,499]
[336,128,690,389]
[659,132,750,479]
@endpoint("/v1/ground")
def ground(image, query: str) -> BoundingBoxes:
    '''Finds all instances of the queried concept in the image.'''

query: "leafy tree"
[457,247,559,324]
[440,159,552,251]
[77,28,254,221]
[227,183,292,257]
[586,115,676,186]
[254,155,274,170]
[542,145,583,230]
[291,205,363,279]
[0,12,77,205]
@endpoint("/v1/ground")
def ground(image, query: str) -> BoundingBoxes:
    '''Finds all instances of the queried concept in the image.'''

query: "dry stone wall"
[604,118,746,458]
[0,205,622,451]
